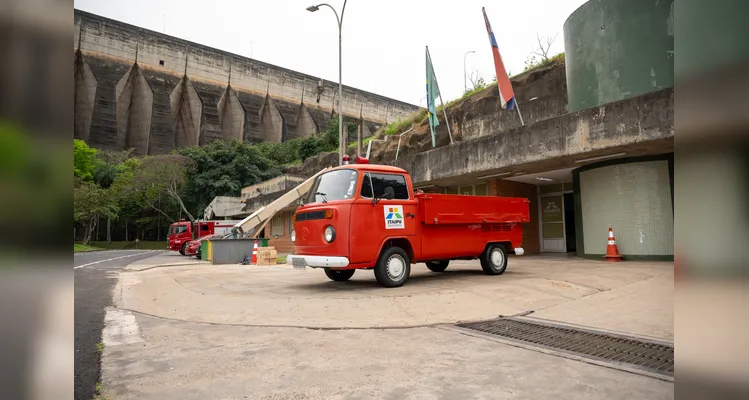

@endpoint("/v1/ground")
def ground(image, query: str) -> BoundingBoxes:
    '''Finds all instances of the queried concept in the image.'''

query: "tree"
[530,31,558,63]
[74,139,97,181]
[465,70,488,95]
[132,154,197,222]
[74,182,118,244]
[93,149,134,188]
[107,156,143,241]
[298,136,322,161]
[176,140,283,216]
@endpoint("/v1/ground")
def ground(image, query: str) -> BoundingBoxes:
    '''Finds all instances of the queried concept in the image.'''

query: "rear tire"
[480,243,508,275]
[324,268,355,282]
[426,260,449,272]
[374,246,411,288]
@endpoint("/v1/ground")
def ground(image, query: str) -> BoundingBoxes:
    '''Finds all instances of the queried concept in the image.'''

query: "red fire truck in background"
[167,219,242,255]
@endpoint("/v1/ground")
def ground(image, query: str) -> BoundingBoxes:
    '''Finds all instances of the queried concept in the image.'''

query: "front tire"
[480,243,508,275]
[426,260,449,272]
[179,243,187,256]
[324,268,355,282]
[374,246,411,288]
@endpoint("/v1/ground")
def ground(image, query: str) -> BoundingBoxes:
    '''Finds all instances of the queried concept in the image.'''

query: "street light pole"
[463,50,475,92]
[307,1,348,166]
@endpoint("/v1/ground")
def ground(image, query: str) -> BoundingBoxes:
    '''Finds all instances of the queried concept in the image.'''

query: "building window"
[459,185,473,196]
[361,173,410,199]
[159,60,164,66]
[271,213,285,237]
[444,183,488,196]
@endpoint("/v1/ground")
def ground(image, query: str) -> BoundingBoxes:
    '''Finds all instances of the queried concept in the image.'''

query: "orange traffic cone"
[251,240,258,264]
[603,227,622,262]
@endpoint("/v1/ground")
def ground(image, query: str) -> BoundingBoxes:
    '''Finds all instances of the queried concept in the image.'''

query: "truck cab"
[167,220,195,254]
[289,159,530,288]
[167,219,243,254]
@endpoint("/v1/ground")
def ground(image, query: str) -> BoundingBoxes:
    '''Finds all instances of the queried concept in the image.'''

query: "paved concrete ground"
[103,316,673,400]
[115,255,673,339]
[74,250,162,400]
[100,254,674,399]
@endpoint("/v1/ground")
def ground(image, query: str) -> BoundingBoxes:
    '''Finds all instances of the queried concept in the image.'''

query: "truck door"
[349,172,419,264]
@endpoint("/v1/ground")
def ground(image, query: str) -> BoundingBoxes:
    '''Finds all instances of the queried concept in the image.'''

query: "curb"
[125,262,206,272]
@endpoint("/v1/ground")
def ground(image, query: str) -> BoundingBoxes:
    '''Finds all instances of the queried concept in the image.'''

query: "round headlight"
[324,226,335,243]
[290,229,296,243]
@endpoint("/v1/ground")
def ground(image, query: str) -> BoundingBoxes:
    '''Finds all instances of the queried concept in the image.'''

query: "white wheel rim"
[387,255,405,280]
[491,248,504,267]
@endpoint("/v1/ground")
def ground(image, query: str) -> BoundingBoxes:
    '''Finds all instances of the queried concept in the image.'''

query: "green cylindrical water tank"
[564,0,674,112]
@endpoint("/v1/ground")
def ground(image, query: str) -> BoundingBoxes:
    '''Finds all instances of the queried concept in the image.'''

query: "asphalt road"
[74,250,160,400]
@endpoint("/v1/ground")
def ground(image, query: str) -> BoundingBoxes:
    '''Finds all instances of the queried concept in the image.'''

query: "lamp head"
[306,5,319,12]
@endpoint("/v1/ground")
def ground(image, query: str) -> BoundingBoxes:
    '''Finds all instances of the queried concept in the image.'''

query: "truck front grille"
[295,211,326,222]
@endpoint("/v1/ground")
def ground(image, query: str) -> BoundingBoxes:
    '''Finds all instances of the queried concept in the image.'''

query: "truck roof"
[328,163,408,174]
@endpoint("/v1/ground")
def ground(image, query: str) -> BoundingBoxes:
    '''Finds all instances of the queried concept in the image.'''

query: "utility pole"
[307,0,348,166]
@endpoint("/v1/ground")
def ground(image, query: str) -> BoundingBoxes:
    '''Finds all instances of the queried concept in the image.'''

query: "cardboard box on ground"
[256,247,278,266]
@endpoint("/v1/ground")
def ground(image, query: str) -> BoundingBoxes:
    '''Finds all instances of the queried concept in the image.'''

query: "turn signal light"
[324,210,333,219]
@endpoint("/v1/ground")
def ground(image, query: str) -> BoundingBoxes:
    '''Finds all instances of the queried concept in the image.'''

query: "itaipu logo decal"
[384,205,405,229]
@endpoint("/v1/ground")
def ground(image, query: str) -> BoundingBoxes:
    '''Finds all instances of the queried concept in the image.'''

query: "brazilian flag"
[425,46,441,148]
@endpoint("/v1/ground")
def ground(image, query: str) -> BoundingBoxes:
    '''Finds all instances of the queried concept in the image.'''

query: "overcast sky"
[74,0,586,106]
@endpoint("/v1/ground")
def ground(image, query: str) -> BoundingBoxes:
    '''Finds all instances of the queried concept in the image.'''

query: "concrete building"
[73,9,419,155]
[206,0,674,261]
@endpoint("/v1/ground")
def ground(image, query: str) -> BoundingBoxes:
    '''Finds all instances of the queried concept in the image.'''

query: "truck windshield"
[306,169,358,204]
[171,225,187,235]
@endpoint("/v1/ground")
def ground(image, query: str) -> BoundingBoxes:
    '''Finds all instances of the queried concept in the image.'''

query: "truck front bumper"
[288,255,350,269]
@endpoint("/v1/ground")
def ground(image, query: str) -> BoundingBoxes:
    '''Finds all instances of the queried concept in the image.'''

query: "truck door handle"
[406,213,416,218]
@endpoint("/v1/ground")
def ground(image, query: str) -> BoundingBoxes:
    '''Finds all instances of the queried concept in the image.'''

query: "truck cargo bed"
[417,194,530,225]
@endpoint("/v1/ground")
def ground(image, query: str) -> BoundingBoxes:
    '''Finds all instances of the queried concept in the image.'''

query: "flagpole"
[514,99,525,126]
[427,48,454,145]
[438,92,453,144]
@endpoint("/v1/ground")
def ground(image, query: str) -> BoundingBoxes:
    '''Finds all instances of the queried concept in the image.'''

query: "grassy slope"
[74,243,105,252]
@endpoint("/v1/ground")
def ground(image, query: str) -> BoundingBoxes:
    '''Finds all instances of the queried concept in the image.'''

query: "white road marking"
[102,307,145,347]
[74,250,158,269]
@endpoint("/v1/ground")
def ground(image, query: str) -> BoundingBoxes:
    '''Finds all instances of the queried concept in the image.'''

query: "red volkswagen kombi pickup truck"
[288,159,530,287]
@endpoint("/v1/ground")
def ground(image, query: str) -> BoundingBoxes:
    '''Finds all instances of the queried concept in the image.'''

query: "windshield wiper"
[315,192,328,203]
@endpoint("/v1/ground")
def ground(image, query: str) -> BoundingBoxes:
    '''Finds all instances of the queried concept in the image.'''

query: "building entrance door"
[540,194,566,252]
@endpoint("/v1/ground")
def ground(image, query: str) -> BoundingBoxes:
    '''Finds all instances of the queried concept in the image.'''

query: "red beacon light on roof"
[342,155,369,165]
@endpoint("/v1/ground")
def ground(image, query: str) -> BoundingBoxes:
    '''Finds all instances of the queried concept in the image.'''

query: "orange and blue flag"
[482,7,516,110]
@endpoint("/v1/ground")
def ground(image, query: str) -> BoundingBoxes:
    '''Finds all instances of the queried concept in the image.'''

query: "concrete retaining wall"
[395,87,674,185]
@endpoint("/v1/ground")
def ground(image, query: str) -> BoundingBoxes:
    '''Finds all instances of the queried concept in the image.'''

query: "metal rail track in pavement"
[456,317,673,379]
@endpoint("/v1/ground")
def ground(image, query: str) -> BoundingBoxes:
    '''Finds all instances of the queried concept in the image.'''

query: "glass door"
[540,194,566,252]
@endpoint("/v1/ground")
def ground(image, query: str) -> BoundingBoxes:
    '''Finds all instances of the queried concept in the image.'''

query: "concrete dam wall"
[73,9,420,155]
